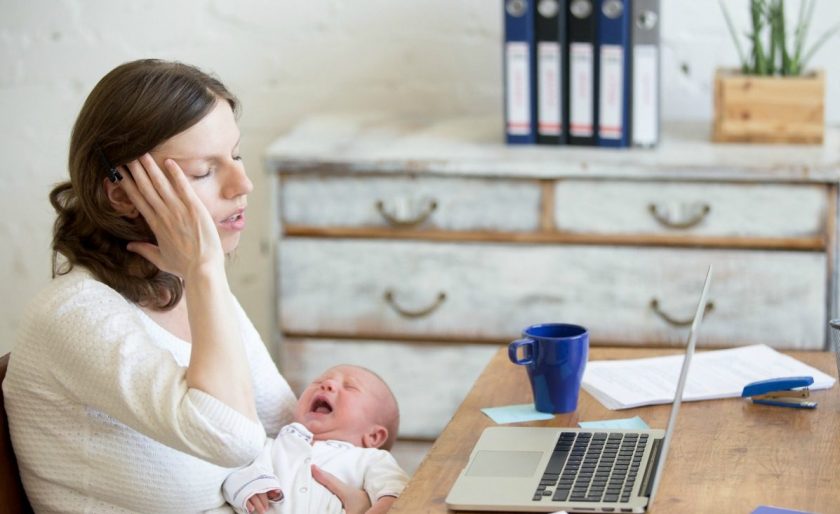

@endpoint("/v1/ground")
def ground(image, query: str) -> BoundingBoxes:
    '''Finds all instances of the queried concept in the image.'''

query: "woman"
[3,59,370,514]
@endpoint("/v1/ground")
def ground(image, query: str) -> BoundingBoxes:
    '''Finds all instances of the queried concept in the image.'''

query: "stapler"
[741,376,817,409]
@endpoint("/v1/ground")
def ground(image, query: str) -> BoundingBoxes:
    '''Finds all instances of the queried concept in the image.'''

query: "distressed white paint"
[279,338,498,438]
[279,239,826,349]
[267,117,840,182]
[554,180,827,237]
[280,175,542,231]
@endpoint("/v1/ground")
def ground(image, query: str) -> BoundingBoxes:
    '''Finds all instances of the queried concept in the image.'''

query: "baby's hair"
[332,365,400,450]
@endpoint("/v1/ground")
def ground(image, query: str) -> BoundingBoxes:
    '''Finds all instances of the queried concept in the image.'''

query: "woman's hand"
[118,152,259,420]
[117,153,224,279]
[312,464,372,514]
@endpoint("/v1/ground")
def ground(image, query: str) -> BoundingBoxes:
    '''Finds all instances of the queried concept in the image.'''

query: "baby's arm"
[362,450,410,514]
[222,440,284,514]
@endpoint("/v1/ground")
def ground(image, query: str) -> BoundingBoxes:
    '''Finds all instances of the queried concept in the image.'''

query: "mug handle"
[509,338,535,365]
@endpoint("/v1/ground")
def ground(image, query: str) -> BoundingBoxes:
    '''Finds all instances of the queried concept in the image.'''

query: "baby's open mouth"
[311,397,333,414]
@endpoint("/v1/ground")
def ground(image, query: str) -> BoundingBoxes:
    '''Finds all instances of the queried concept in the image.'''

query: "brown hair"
[50,59,239,309]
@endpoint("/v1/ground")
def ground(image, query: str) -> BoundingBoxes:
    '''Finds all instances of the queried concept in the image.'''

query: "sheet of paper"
[578,416,649,430]
[751,506,815,514]
[481,403,554,424]
[581,344,836,410]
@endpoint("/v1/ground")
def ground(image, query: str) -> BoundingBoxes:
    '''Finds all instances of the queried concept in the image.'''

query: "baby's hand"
[245,489,283,513]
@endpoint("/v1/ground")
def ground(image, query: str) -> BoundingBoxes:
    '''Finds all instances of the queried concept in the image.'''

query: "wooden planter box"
[712,68,824,144]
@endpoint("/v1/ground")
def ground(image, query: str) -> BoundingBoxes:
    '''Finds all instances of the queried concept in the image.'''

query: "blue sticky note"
[481,404,555,424]
[578,416,650,430]
[752,507,814,514]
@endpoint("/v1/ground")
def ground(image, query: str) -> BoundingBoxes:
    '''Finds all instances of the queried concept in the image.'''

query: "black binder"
[566,0,598,146]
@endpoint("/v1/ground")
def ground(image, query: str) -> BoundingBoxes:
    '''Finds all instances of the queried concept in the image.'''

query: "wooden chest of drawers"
[267,114,840,439]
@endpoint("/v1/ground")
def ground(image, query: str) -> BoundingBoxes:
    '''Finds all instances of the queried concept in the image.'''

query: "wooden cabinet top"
[266,114,840,182]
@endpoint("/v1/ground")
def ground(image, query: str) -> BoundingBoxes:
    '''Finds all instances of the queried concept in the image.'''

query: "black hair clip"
[95,144,123,183]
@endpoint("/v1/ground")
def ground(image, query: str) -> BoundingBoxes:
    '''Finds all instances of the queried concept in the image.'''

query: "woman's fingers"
[161,158,197,205]
[114,164,156,223]
[125,242,163,270]
[123,158,167,216]
[139,153,179,208]
[311,465,371,514]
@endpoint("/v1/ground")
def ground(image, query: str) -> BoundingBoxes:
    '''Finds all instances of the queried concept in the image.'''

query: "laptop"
[445,266,713,513]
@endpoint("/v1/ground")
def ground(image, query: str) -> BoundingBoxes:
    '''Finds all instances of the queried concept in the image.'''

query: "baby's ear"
[361,425,388,449]
[103,176,139,218]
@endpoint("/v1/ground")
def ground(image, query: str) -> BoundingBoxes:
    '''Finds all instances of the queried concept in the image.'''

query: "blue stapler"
[741,376,817,409]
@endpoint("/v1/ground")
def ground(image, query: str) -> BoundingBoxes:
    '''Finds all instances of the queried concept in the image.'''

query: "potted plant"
[713,0,839,144]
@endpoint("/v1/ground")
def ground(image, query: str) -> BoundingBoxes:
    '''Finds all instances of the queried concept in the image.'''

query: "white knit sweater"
[3,268,298,513]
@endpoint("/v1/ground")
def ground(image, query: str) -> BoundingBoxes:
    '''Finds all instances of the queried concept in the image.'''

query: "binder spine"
[504,0,537,144]
[631,0,660,147]
[597,0,632,147]
[536,0,567,145]
[566,0,598,146]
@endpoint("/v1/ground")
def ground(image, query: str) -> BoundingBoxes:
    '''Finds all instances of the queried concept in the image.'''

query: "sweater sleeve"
[362,450,410,502]
[232,298,297,438]
[37,274,266,468]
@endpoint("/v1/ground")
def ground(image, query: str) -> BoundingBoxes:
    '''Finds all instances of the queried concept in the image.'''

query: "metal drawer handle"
[384,290,447,319]
[375,199,438,228]
[648,202,710,229]
[650,298,715,327]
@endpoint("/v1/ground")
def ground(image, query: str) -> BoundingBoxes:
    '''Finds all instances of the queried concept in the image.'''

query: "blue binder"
[504,0,537,144]
[596,0,631,147]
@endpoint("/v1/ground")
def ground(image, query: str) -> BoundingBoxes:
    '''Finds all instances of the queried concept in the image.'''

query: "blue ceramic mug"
[508,323,589,414]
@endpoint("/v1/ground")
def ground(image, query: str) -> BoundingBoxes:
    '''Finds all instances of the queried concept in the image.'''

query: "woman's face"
[150,99,252,254]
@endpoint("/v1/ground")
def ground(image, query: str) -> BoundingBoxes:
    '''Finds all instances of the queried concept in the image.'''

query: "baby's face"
[295,365,389,447]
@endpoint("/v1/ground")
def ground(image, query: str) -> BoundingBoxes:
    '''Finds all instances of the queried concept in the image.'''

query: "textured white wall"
[2,0,839,355]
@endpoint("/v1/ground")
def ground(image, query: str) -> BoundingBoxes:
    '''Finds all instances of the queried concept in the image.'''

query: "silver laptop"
[446,266,713,513]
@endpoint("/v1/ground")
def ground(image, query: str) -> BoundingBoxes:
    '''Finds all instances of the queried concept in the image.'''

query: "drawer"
[279,338,498,439]
[280,175,542,231]
[279,239,827,349]
[554,180,827,238]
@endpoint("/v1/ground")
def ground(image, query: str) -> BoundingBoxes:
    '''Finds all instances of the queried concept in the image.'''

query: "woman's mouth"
[219,209,246,231]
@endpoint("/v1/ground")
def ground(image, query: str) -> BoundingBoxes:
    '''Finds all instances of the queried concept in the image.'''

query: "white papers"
[581,344,836,410]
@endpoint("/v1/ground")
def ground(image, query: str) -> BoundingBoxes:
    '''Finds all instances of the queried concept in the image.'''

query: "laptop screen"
[647,265,713,504]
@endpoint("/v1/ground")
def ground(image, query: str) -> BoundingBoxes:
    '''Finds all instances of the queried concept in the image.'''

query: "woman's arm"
[29,274,264,467]
[119,154,257,420]
[233,298,298,437]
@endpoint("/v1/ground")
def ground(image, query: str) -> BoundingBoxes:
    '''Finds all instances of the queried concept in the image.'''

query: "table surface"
[390,346,840,514]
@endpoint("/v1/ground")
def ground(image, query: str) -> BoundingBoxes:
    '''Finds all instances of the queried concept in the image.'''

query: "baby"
[223,365,408,514]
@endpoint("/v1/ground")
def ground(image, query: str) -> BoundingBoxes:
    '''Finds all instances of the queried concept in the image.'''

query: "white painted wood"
[280,175,542,231]
[279,239,826,349]
[554,180,827,237]
[266,114,840,182]
[278,338,498,439]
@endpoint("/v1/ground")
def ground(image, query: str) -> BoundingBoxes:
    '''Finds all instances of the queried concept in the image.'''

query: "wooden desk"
[391,347,840,513]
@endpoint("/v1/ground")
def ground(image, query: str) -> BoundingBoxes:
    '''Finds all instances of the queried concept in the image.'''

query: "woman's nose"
[223,161,253,198]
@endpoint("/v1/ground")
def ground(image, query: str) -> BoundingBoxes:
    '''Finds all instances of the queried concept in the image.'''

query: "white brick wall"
[1,0,839,354]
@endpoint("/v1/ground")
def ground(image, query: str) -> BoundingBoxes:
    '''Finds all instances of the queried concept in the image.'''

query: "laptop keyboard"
[532,431,649,504]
